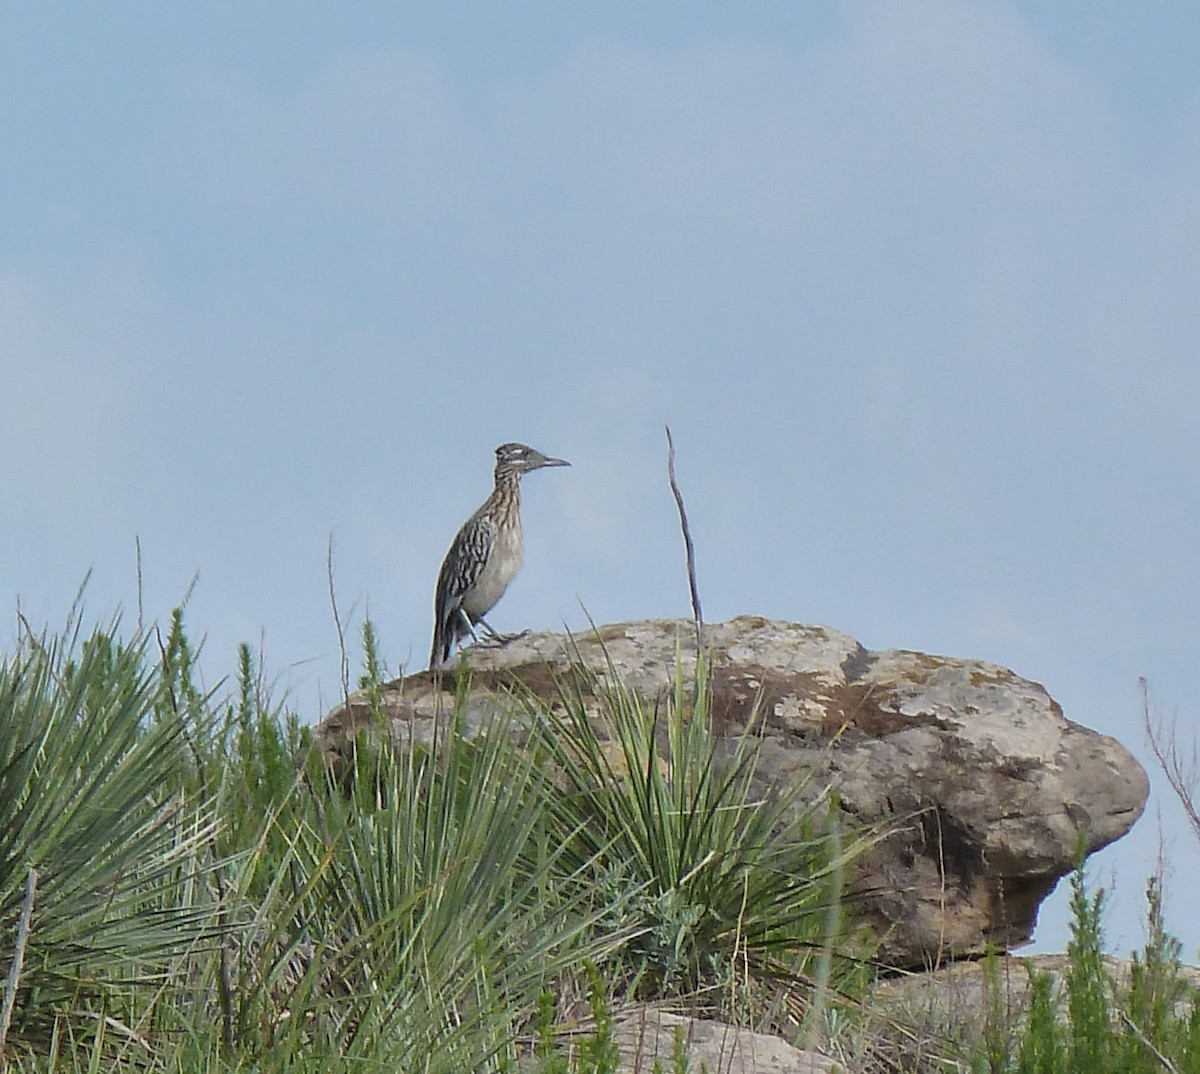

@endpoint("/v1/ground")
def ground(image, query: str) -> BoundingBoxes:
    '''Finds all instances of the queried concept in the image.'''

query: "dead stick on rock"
[328,534,351,710]
[665,425,704,652]
[0,867,37,1051]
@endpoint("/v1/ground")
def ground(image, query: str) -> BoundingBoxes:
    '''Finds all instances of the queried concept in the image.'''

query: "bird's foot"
[475,629,530,649]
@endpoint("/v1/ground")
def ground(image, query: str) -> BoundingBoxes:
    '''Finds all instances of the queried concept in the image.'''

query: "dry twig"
[1142,678,1200,842]
[328,534,351,709]
[1120,1009,1181,1074]
[665,425,703,651]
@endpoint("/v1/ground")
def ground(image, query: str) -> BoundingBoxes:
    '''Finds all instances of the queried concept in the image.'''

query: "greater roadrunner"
[430,442,570,668]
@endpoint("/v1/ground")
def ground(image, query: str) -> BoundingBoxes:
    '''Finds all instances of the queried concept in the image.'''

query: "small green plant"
[525,970,697,1074]
[575,962,621,1074]
[977,946,1018,1073]
[1064,848,1110,1073]
[1119,875,1192,1067]
[531,988,568,1073]
[358,617,389,716]
[1014,967,1063,1074]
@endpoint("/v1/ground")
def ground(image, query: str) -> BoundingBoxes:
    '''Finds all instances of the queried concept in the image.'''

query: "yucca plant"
[527,639,879,1021]
[227,706,632,1072]
[0,617,219,1051]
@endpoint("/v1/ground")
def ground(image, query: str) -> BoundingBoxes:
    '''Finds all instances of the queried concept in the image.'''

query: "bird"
[430,442,570,669]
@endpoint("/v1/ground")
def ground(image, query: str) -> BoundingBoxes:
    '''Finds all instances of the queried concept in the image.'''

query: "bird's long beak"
[539,455,570,469]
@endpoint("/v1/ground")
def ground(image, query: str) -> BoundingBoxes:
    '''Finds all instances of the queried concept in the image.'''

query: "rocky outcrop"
[314,616,1148,969]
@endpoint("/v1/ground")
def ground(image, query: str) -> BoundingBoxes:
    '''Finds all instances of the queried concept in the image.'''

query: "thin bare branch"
[1120,1009,1182,1074]
[665,425,703,651]
[0,867,38,1051]
[135,535,145,632]
[1142,678,1200,843]
[328,534,351,708]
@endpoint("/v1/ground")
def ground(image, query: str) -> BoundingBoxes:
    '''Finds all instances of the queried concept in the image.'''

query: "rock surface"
[874,954,1200,1054]
[614,1007,839,1074]
[314,616,1149,968]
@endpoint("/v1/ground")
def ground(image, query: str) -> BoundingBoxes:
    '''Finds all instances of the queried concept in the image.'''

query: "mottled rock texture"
[614,1006,840,1073]
[315,616,1148,968]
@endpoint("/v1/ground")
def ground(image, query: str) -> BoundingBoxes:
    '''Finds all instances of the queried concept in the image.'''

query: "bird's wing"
[439,513,497,609]
[431,513,497,665]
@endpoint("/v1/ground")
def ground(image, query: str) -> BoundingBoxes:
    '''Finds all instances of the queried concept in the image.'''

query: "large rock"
[314,616,1148,968]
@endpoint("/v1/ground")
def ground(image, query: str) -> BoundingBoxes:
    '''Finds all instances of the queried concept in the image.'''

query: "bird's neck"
[488,470,522,522]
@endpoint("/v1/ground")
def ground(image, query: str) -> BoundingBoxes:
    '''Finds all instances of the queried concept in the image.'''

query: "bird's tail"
[429,622,446,669]
[430,604,460,669]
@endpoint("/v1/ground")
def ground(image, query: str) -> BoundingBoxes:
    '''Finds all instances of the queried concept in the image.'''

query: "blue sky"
[3,1,1199,959]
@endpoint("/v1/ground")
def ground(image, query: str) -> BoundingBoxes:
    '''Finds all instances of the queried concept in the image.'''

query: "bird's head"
[494,442,571,478]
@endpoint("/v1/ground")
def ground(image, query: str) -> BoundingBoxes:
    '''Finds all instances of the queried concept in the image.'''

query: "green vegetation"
[1,608,1198,1072]
[956,863,1200,1074]
[0,610,865,1071]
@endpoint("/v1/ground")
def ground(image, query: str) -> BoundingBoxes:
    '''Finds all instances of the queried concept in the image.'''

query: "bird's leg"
[454,608,481,649]
[474,616,530,647]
